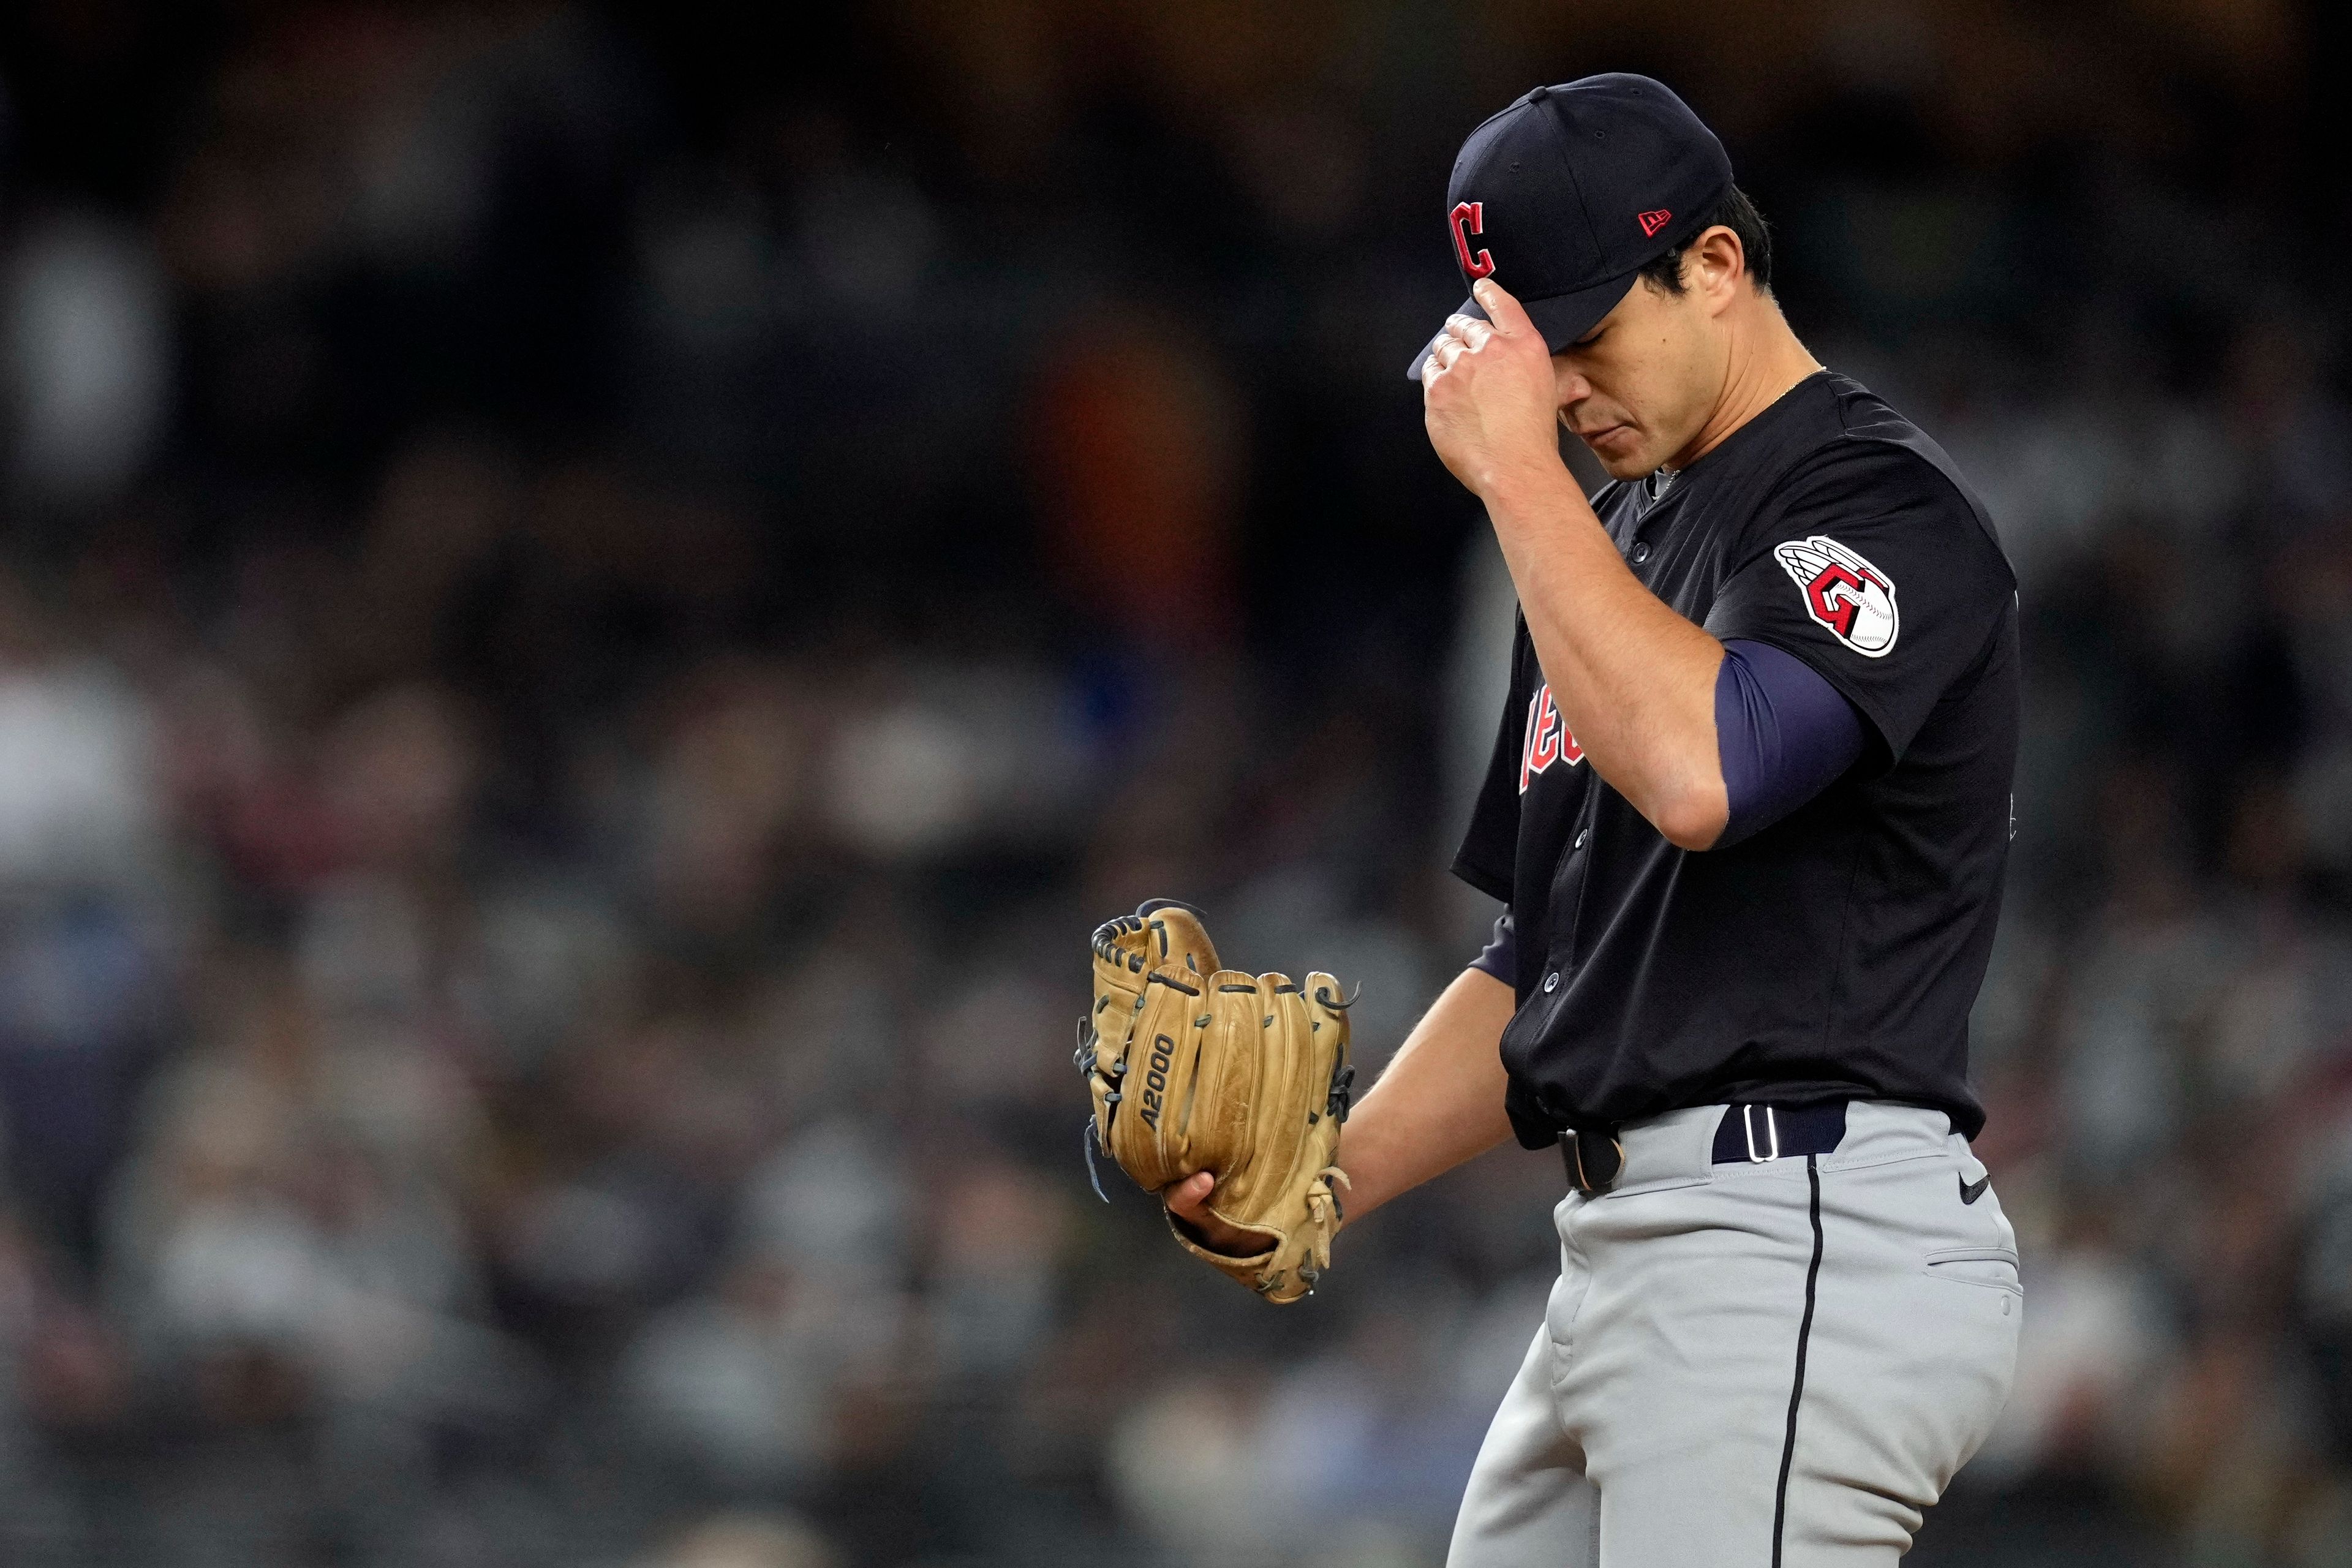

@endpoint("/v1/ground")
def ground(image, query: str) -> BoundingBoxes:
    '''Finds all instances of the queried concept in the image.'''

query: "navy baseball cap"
[1406,74,1734,380]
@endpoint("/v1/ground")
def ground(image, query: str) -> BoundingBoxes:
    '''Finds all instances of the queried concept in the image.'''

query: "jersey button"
[1573,828,1588,850]
[1543,971,1559,993]
[1630,540,1651,564]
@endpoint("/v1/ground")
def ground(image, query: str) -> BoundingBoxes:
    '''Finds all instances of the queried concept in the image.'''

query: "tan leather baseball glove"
[1077,900,1354,1303]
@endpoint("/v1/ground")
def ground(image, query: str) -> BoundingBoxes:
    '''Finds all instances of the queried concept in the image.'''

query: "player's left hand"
[1420,277,1564,497]
[1164,1172,1265,1257]
[1080,900,1354,1303]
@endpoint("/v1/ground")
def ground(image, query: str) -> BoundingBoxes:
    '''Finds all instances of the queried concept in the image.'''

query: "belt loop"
[1561,1125,1626,1193]
[1742,1104,1781,1163]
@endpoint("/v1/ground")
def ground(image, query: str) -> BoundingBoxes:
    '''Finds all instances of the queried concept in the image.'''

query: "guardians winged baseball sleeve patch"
[1773,535,1900,657]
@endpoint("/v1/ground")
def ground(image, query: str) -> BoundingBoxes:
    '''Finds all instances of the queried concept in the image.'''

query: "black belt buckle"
[1560,1123,1624,1194]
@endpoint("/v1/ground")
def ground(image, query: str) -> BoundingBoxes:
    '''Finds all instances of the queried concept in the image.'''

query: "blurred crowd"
[0,1,2349,1564]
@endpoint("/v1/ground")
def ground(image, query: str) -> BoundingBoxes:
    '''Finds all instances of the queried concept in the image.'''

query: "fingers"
[1418,330,1452,386]
[1471,277,1533,335]
[1421,313,1496,388]
[1444,312,1494,349]
[1166,1170,1215,1218]
[1164,1172,1259,1257]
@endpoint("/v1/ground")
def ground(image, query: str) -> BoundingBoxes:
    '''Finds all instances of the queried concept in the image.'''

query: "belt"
[1561,1099,1850,1194]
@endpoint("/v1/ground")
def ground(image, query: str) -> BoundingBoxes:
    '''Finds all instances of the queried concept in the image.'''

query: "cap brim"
[1403,272,1640,382]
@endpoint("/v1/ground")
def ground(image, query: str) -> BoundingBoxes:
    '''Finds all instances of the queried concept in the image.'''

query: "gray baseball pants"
[1447,1101,2021,1567]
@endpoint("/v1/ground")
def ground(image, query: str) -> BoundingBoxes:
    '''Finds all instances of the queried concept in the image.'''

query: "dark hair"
[1635,184,1773,296]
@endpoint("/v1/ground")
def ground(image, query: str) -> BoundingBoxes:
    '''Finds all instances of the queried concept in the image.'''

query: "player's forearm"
[1480,461,1728,849]
[1335,965,1518,1222]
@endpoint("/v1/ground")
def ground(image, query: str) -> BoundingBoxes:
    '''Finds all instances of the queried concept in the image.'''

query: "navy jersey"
[1453,371,2019,1147]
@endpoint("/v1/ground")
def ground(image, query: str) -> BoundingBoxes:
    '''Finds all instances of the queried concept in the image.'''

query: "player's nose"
[1552,364,1594,408]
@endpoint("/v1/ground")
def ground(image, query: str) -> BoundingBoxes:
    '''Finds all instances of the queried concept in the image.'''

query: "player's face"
[1548,271,1726,480]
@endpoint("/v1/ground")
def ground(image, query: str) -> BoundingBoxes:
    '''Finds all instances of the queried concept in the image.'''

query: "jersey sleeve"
[1450,617,1528,903]
[1703,441,2014,763]
[1469,909,1515,984]
[1714,639,1868,846]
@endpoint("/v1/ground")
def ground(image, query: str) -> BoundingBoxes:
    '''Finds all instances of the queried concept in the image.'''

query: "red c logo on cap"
[1450,202,1494,279]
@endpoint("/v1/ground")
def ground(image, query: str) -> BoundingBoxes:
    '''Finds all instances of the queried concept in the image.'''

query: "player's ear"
[1694,226,1747,313]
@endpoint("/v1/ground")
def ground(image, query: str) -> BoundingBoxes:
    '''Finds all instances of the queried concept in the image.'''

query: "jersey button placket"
[1542,799,1597,1027]
[1553,831,1587,990]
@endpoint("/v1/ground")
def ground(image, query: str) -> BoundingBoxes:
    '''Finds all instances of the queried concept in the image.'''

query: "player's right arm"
[1167,963,1517,1244]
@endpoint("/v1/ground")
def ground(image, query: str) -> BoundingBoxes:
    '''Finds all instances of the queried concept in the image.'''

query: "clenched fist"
[1419,278,1567,499]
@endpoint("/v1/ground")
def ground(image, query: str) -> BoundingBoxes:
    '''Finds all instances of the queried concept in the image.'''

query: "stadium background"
[1,1,2350,1562]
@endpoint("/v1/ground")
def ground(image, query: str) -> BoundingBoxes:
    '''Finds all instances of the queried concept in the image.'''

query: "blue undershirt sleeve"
[1469,910,1515,986]
[1714,638,1869,848]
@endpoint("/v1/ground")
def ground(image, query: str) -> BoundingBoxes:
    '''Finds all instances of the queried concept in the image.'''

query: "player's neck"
[1663,298,1823,474]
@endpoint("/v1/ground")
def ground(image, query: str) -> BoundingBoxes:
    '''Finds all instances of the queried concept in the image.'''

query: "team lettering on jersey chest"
[1518,683,1584,793]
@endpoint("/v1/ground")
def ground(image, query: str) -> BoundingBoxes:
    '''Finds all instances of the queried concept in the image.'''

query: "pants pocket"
[1924,1246,2023,1296]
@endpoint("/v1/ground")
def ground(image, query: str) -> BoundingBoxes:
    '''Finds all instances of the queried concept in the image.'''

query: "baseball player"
[1157,74,2024,1565]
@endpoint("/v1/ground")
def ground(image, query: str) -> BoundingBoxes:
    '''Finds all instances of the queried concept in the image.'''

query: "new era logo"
[1638,209,1672,237]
